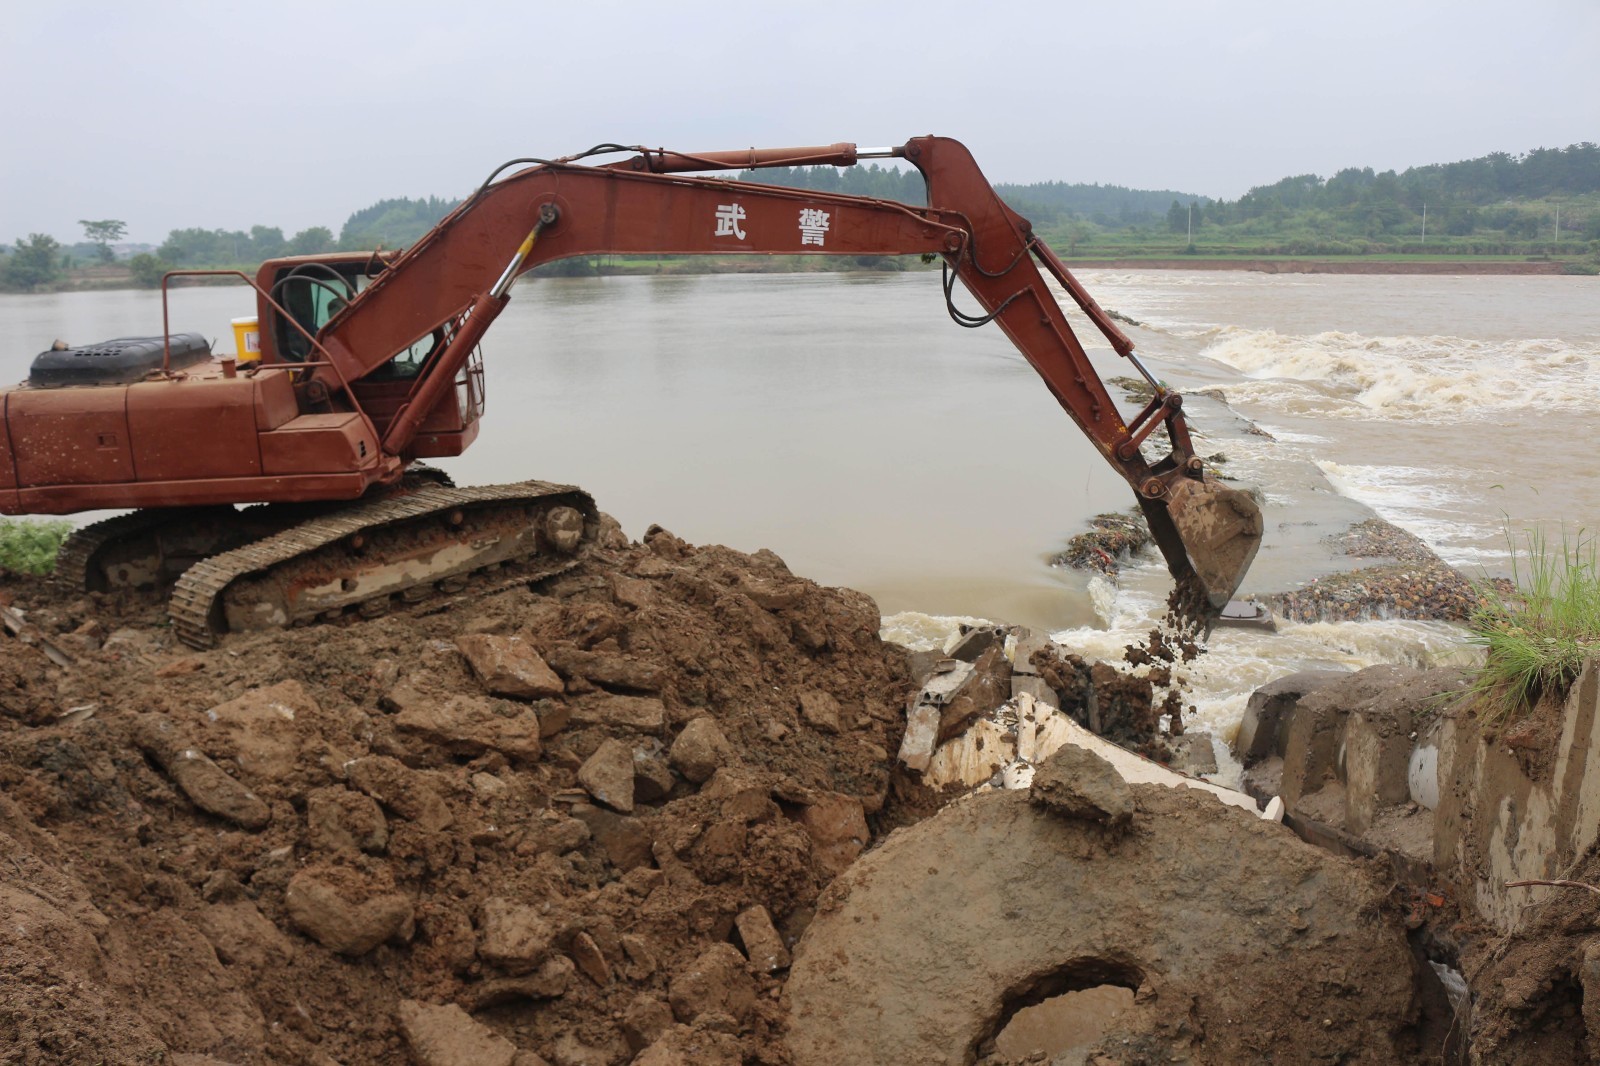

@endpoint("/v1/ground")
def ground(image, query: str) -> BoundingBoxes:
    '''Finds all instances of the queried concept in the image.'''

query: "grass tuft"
[1467,526,1600,721]
[0,518,73,576]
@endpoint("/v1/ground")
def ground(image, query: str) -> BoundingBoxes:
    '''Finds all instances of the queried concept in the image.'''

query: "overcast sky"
[3,0,1596,244]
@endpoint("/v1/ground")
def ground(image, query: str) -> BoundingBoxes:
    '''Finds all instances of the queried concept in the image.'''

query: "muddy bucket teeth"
[1141,473,1263,611]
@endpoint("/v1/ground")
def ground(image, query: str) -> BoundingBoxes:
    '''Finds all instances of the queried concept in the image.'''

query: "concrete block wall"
[1235,657,1600,934]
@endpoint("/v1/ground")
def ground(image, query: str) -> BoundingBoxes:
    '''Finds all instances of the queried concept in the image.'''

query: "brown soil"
[0,524,915,1065]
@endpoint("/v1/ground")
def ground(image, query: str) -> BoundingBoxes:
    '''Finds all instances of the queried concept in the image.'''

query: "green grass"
[0,518,73,575]
[1467,526,1600,720]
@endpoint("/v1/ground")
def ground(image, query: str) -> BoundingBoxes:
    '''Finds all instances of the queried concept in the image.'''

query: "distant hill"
[735,164,1204,229]
[339,196,459,251]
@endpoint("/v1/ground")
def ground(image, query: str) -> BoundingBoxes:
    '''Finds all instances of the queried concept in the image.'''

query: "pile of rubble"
[0,523,914,1065]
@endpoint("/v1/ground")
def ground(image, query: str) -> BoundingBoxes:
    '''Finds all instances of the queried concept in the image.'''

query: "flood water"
[3,269,1595,765]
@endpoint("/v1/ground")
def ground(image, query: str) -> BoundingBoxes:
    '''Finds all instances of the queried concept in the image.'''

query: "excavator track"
[56,506,259,593]
[168,481,596,650]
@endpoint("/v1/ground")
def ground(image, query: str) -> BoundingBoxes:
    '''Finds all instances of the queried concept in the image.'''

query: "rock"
[551,1031,628,1066]
[797,691,842,734]
[132,714,271,830]
[570,694,666,734]
[568,804,654,871]
[571,931,612,986]
[610,574,656,609]
[632,746,675,804]
[395,695,543,764]
[456,633,565,699]
[285,868,413,956]
[622,994,674,1052]
[479,897,555,974]
[669,717,733,784]
[344,756,453,832]
[203,680,322,780]
[543,643,666,693]
[1029,745,1133,833]
[621,933,658,980]
[667,943,756,1024]
[733,905,790,973]
[305,787,388,855]
[1234,670,1348,766]
[796,792,869,878]
[194,900,295,970]
[397,999,518,1066]
[579,739,637,813]
[632,1024,742,1066]
[533,700,572,738]
[466,956,576,1010]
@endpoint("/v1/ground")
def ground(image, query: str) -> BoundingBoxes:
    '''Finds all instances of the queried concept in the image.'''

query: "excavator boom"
[299,136,1260,607]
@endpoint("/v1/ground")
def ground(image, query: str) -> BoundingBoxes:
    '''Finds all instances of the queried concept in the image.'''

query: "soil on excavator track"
[0,514,1557,1064]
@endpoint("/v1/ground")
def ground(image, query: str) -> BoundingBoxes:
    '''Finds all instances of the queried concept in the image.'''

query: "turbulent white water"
[883,269,1595,783]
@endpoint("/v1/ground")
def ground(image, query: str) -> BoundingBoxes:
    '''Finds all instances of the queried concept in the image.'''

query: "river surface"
[3,270,1595,769]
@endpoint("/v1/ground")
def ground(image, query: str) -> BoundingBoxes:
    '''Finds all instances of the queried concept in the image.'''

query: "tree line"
[4,140,1597,292]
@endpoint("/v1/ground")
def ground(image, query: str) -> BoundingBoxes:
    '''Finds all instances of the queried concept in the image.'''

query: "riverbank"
[11,252,1592,296]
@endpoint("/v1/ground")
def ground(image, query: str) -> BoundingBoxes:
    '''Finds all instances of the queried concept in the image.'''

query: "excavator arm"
[299,135,1260,608]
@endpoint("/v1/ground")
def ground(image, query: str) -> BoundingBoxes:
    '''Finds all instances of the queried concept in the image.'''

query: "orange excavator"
[2,136,1260,648]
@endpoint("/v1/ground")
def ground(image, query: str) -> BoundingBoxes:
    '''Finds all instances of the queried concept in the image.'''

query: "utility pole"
[1554,202,1560,244]
[1421,203,1426,246]
[1187,202,1193,246]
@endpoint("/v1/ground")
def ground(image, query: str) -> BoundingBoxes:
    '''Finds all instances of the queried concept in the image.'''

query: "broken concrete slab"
[1010,674,1059,710]
[896,702,941,773]
[1234,669,1349,766]
[936,647,1011,742]
[946,624,1009,663]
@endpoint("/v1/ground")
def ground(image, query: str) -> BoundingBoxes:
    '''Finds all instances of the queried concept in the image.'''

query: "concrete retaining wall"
[1235,657,1600,934]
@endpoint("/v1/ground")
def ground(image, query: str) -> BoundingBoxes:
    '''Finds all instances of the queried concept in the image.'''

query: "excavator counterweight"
[4,136,1260,644]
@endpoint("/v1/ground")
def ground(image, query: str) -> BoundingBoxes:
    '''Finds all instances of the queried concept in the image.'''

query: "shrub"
[1467,527,1600,720]
[0,518,73,575]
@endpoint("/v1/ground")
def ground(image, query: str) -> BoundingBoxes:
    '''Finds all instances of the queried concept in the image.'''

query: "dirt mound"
[0,523,914,1064]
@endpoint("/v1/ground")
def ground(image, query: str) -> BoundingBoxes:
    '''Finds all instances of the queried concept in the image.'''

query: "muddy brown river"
[3,269,1595,759]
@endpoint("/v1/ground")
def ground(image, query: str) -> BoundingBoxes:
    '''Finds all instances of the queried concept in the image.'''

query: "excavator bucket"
[1139,474,1263,612]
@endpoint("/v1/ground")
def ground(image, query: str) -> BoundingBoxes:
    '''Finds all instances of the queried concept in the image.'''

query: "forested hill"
[1215,142,1599,223]
[734,164,1204,228]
